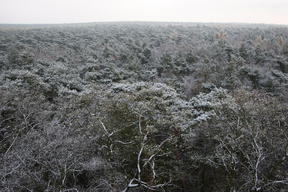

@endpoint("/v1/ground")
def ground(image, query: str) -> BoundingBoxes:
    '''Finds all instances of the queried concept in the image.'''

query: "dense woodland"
[0,22,288,192]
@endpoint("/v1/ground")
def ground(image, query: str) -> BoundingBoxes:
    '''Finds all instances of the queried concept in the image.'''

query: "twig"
[99,120,114,137]
[4,132,19,157]
[1,163,21,179]
[138,115,143,135]
[62,188,79,192]
[122,178,139,192]
[137,133,147,180]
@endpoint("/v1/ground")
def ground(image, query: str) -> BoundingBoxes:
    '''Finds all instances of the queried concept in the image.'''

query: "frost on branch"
[109,82,236,136]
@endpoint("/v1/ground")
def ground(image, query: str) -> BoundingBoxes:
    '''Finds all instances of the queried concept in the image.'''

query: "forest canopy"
[0,23,288,192]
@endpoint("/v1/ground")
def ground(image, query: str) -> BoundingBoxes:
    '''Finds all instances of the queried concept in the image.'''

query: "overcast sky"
[0,0,287,25]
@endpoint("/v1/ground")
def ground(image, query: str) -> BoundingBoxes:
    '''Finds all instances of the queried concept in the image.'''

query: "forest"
[0,22,288,192]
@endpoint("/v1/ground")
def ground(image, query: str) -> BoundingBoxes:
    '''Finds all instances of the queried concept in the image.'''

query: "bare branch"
[4,132,19,157]
[99,120,114,137]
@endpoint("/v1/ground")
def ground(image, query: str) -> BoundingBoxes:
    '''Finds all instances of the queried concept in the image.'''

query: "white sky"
[0,0,287,25]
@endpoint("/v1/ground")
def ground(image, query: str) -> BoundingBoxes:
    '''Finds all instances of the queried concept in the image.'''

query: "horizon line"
[0,21,287,27]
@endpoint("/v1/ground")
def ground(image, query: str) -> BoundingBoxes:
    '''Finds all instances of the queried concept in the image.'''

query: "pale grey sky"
[0,0,287,25]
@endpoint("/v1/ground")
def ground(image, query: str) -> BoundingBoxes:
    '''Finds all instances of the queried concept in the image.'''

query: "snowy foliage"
[110,82,236,135]
[0,23,288,192]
